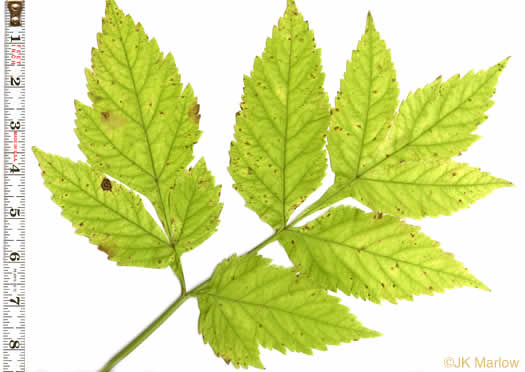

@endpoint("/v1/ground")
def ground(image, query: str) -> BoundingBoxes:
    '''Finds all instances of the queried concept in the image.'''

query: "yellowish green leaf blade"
[75,0,201,233]
[350,160,512,218]
[328,12,399,180]
[167,158,223,254]
[33,147,174,268]
[197,254,379,369]
[383,59,509,164]
[279,206,488,304]
[229,0,330,230]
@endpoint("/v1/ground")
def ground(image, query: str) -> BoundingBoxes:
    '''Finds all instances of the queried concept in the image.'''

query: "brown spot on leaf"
[98,245,110,255]
[188,103,201,123]
[101,177,112,191]
[100,111,128,132]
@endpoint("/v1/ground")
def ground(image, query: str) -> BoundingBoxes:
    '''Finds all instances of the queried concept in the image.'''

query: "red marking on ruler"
[13,131,18,162]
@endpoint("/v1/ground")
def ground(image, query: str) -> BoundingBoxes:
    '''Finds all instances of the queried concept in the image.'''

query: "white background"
[5,0,525,371]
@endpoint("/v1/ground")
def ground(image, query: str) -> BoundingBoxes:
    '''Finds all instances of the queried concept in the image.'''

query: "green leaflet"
[303,16,510,220]
[229,0,330,230]
[279,206,488,304]
[328,13,399,181]
[33,148,174,268]
[349,159,510,218]
[75,0,201,234]
[167,159,223,254]
[197,254,379,368]
[383,61,508,163]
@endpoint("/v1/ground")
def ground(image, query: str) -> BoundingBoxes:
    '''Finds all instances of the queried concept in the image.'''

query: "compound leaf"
[167,158,223,254]
[279,206,488,304]
[197,254,379,368]
[75,0,201,234]
[33,147,175,268]
[229,0,330,230]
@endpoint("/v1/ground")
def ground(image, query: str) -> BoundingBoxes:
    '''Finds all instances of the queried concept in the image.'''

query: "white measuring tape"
[3,1,25,371]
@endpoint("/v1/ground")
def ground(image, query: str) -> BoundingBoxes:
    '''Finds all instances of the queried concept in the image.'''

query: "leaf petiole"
[98,294,191,372]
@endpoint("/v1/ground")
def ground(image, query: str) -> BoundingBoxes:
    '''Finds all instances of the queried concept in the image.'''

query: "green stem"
[98,294,190,372]
[246,232,280,255]
[171,264,186,294]
[98,200,318,371]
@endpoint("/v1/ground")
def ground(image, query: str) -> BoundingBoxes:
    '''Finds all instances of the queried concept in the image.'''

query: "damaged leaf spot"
[101,177,112,191]
[188,102,201,123]
[100,111,128,132]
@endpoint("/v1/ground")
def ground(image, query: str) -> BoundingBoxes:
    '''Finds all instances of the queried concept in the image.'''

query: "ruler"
[3,1,25,371]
